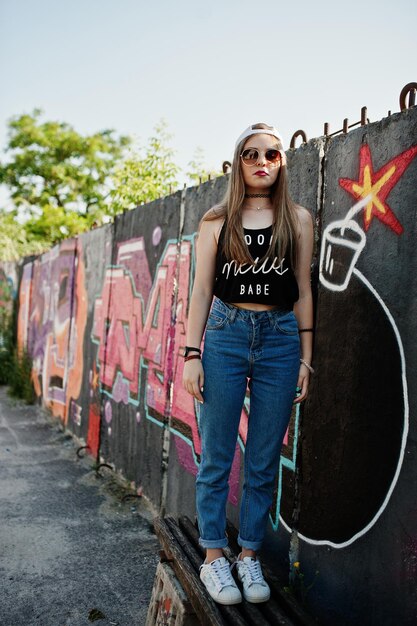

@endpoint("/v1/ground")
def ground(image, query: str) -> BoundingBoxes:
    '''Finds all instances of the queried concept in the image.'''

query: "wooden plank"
[259,596,298,626]
[166,517,249,626]
[154,517,225,626]
[237,597,275,626]
[179,517,306,626]
[177,516,317,626]
[225,517,317,626]
[178,516,205,556]
[177,517,273,626]
[166,516,205,571]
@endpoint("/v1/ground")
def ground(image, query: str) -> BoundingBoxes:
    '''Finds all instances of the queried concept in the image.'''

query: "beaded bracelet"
[298,328,314,333]
[300,358,315,374]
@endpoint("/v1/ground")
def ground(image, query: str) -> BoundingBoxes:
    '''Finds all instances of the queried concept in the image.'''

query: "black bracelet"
[184,346,201,358]
[298,328,314,333]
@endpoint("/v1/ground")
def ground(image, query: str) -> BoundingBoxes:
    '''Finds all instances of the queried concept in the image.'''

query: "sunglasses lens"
[241,148,258,165]
[241,148,281,166]
[266,149,280,163]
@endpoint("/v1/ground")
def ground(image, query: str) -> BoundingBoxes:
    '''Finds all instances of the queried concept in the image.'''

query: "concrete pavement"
[0,387,160,626]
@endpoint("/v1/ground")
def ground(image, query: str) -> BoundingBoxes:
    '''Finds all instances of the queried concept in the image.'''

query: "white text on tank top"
[221,233,288,296]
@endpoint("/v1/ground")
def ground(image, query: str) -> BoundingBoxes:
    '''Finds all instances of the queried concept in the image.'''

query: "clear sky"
[1,0,416,193]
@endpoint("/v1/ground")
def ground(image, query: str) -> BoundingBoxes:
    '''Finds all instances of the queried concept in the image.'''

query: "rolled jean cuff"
[237,534,263,551]
[199,536,228,549]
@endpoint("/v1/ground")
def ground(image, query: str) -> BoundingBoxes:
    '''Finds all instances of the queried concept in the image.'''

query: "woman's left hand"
[293,365,310,404]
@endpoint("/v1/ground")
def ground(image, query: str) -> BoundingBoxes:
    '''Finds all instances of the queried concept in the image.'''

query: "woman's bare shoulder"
[202,204,222,219]
[200,206,226,245]
[294,205,314,248]
[294,204,314,224]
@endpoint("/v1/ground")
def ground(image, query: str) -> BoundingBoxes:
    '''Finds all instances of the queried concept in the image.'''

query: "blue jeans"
[196,297,300,551]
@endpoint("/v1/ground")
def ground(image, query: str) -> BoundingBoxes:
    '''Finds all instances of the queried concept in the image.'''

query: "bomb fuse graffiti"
[286,141,417,548]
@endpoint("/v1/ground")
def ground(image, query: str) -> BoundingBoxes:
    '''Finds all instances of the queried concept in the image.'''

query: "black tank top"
[213,220,299,307]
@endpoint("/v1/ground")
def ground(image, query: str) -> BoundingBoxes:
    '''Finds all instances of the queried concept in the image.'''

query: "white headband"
[235,124,283,149]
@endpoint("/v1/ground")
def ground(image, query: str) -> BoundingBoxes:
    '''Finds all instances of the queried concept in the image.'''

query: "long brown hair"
[201,122,299,268]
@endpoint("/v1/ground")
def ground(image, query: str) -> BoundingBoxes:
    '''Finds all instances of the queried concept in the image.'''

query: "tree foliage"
[0,110,224,259]
[186,146,222,185]
[110,120,180,213]
[0,209,47,260]
[0,109,130,243]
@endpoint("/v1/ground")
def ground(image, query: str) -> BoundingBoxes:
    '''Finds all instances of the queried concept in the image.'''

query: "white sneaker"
[199,557,242,605]
[236,555,271,603]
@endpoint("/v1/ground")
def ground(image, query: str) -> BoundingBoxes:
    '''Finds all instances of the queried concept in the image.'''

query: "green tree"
[0,209,46,260]
[186,146,222,185]
[110,120,180,213]
[0,109,131,244]
[0,110,224,259]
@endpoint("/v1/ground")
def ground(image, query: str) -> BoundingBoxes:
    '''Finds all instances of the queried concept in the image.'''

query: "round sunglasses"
[240,148,282,167]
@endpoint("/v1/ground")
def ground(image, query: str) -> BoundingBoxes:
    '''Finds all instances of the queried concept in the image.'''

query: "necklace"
[244,202,271,211]
[244,193,271,198]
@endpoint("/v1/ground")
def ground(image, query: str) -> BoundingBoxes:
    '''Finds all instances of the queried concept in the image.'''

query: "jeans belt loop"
[267,310,275,327]
[229,306,237,323]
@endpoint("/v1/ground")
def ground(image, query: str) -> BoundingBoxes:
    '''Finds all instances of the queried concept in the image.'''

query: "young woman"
[182,122,314,605]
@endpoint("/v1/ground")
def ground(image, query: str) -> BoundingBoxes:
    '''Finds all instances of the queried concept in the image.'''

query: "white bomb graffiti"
[279,140,417,549]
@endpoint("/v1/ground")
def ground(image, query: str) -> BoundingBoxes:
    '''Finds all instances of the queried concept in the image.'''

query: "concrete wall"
[4,106,417,625]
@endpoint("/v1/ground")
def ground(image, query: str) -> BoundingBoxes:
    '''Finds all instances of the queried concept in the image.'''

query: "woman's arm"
[182,216,221,404]
[293,206,314,403]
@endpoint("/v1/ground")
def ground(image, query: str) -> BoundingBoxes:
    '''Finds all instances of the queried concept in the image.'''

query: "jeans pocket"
[206,308,230,331]
[273,311,299,335]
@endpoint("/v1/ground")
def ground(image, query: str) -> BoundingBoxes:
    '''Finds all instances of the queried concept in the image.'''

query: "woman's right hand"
[182,359,205,404]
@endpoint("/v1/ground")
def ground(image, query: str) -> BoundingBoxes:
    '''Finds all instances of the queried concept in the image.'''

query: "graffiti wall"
[5,106,417,625]
[19,240,88,422]
[0,262,18,369]
[293,109,417,626]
